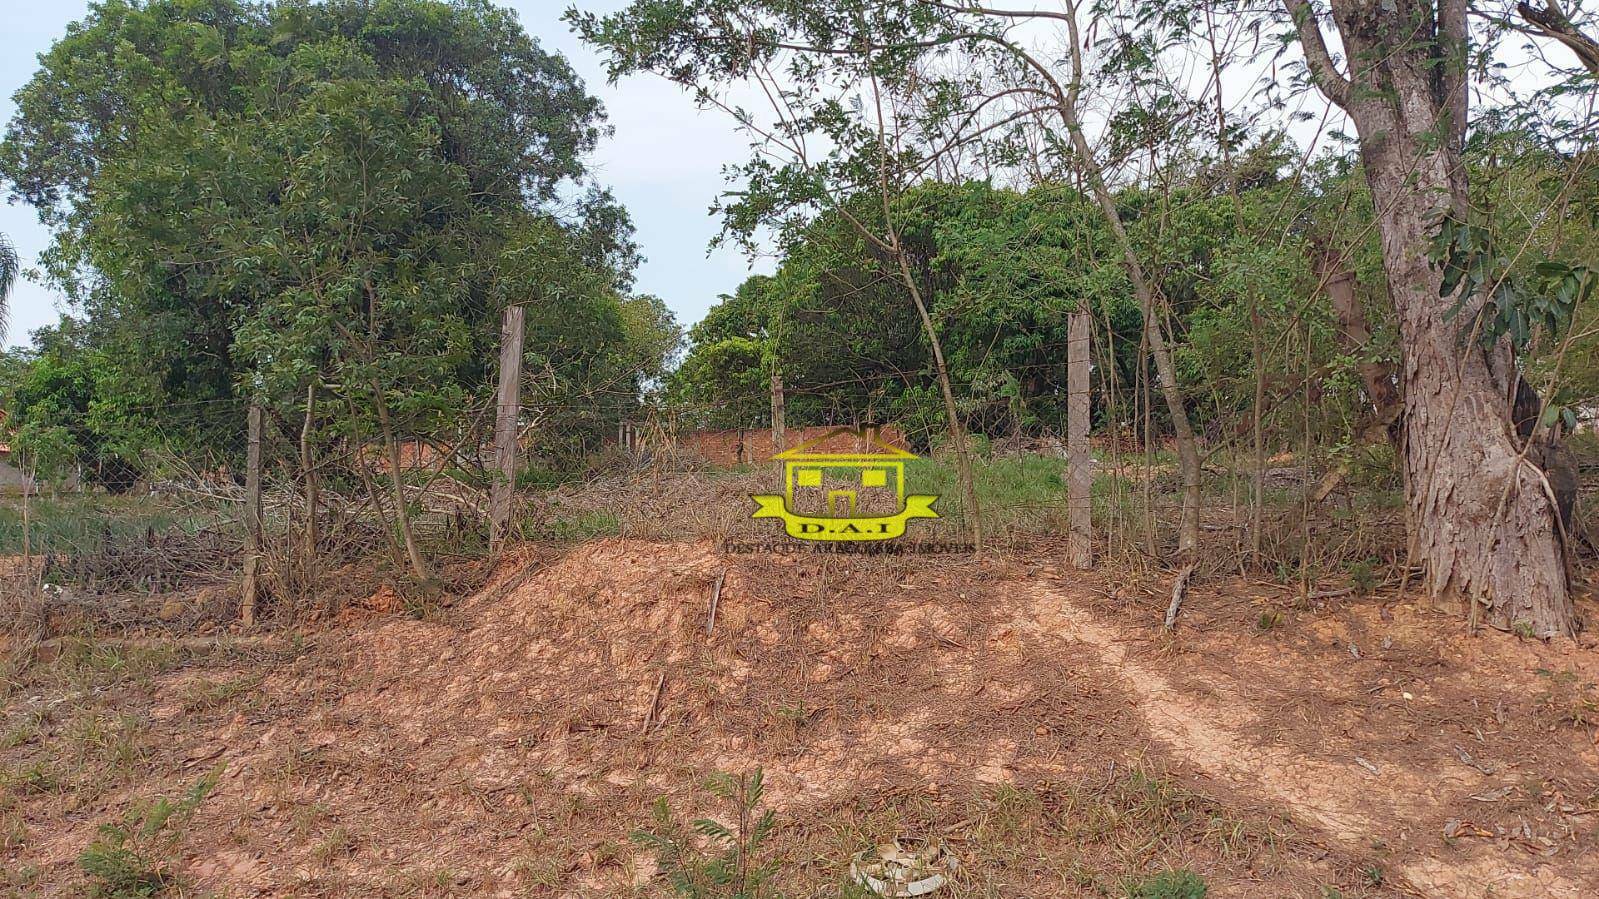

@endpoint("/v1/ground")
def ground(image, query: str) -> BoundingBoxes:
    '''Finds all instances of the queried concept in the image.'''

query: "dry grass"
[753,768,1369,897]
[1536,668,1599,729]
[3,522,1597,896]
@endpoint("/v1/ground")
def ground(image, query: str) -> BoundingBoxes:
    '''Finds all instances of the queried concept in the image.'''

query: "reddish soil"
[3,539,1597,897]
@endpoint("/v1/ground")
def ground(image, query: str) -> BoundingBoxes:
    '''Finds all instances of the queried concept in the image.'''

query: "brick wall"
[674,425,909,466]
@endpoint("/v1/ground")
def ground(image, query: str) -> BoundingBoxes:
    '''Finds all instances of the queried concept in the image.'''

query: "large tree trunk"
[1374,169,1572,635]
[1291,0,1575,635]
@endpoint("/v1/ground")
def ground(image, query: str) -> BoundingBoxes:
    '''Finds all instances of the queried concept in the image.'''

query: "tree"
[572,0,1206,558]
[581,0,1594,632]
[2,322,140,490]
[0,0,630,453]
[1280,0,1583,635]
[0,0,664,579]
[0,233,16,343]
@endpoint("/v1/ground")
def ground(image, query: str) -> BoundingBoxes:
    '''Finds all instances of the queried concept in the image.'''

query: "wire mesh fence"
[7,380,1580,632]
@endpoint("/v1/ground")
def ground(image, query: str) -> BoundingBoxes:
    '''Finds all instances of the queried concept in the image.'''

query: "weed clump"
[634,769,779,898]
[78,768,220,898]
[1126,868,1207,898]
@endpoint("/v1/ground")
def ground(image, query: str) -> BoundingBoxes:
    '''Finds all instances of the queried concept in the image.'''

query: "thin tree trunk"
[858,55,982,550]
[1053,92,1201,559]
[1067,308,1093,568]
[371,385,431,584]
[895,248,983,550]
[1517,0,1599,74]
[343,396,405,574]
[1139,327,1156,558]
[770,364,785,454]
[491,304,525,551]
[1250,303,1266,559]
[1324,258,1402,439]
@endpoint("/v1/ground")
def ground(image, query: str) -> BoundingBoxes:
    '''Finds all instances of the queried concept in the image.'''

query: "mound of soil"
[6,538,1598,897]
[337,542,1126,803]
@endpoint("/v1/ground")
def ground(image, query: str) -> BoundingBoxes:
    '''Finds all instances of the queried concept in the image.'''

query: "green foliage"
[1345,560,1379,595]
[633,770,781,899]
[1432,214,1595,351]
[533,508,622,542]
[668,168,1380,454]
[1,761,60,796]
[1,0,667,482]
[1,322,145,489]
[79,767,221,898]
[0,231,16,343]
[0,493,211,556]
[1126,868,1208,899]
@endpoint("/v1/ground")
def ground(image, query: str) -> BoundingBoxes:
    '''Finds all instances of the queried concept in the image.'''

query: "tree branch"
[1516,0,1599,75]
[1439,0,1469,151]
[1282,0,1353,108]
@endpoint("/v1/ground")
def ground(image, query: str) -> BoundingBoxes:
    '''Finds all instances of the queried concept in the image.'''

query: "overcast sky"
[3,3,1581,353]
[0,0,770,349]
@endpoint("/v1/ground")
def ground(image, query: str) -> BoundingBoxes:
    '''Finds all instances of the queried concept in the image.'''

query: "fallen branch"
[640,672,667,736]
[1164,563,1196,631]
[706,569,726,636]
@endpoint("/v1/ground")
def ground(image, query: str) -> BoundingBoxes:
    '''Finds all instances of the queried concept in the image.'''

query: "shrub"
[633,769,779,898]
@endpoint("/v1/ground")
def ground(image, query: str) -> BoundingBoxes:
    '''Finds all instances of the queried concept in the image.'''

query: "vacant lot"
[3,532,1597,897]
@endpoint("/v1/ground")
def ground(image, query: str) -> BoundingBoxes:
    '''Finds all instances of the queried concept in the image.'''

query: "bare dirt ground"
[3,538,1597,897]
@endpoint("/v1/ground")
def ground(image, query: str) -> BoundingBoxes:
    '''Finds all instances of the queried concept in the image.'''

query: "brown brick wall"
[674,425,909,466]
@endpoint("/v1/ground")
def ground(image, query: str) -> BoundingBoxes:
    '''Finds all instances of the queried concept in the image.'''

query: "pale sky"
[0,1,772,349]
[2,3,1583,352]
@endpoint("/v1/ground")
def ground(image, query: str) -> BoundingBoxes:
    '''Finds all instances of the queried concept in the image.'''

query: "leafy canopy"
[1,0,666,478]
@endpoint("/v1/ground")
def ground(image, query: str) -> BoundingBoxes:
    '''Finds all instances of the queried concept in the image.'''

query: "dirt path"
[1025,566,1587,899]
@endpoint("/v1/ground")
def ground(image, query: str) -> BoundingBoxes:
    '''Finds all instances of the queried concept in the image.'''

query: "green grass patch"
[79,768,221,898]
[905,454,1068,510]
[49,638,186,692]
[0,493,221,556]
[519,508,621,542]
[1127,868,1208,898]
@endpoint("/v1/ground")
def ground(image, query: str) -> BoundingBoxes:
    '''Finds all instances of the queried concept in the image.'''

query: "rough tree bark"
[1516,0,1599,74]
[1285,0,1575,635]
